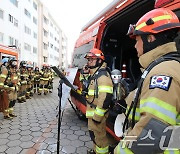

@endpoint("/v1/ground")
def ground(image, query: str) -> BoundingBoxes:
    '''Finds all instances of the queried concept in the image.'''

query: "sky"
[41,0,113,62]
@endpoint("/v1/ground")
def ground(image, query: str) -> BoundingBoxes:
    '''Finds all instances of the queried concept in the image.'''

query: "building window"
[43,16,48,25]
[33,32,37,39]
[10,0,18,7]
[24,9,31,18]
[9,14,13,23]
[33,2,37,10]
[24,25,31,35]
[15,39,18,47]
[14,18,18,27]
[24,43,31,51]
[9,36,14,45]
[43,29,48,37]
[0,32,4,43]
[33,16,37,25]
[0,9,4,19]
[43,56,48,63]
[33,47,37,54]
[43,43,48,50]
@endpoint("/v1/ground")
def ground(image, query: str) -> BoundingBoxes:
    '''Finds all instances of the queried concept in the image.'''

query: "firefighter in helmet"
[0,57,12,119]
[82,48,117,154]
[114,8,180,154]
[47,66,54,93]
[26,61,34,98]
[18,61,28,103]
[5,57,19,118]
[38,64,50,95]
[33,66,40,93]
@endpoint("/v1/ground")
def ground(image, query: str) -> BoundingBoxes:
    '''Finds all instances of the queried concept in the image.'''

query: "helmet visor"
[11,61,17,67]
[84,52,97,59]
[127,24,136,38]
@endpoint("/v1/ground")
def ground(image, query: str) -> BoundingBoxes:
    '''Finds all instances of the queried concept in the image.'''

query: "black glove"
[120,78,138,98]
[20,76,24,80]
[8,82,14,87]
[113,99,127,114]
[29,75,32,80]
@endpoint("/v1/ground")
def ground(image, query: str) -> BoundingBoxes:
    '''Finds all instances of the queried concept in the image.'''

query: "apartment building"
[0,0,67,68]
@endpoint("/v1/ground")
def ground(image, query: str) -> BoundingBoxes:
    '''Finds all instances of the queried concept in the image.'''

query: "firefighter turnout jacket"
[114,42,180,154]
[85,62,116,154]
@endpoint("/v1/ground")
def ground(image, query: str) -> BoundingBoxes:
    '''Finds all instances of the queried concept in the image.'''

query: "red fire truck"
[70,0,180,140]
[0,44,18,62]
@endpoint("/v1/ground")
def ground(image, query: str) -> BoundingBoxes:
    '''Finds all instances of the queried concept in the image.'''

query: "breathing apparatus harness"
[123,52,180,133]
[84,62,111,108]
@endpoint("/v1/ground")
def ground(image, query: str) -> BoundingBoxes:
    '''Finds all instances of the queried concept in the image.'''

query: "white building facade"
[0,0,68,68]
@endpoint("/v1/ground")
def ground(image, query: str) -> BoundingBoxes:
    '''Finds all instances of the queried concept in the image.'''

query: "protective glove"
[20,76,24,80]
[8,82,14,87]
[113,99,127,114]
[120,78,138,99]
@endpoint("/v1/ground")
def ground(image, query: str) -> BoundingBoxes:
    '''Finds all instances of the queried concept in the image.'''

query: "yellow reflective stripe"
[76,89,82,94]
[136,15,171,30]
[126,106,140,121]
[0,74,7,78]
[116,143,133,154]
[10,87,15,90]
[0,82,4,86]
[86,110,94,117]
[96,145,109,154]
[13,76,18,79]
[98,86,113,94]
[164,149,180,154]
[21,81,27,84]
[94,107,107,117]
[42,78,49,80]
[88,89,95,96]
[140,97,177,125]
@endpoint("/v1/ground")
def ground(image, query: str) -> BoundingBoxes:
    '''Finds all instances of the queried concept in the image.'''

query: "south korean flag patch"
[149,75,172,91]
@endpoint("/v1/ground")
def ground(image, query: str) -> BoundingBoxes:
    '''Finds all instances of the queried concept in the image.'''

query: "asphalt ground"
[0,77,93,154]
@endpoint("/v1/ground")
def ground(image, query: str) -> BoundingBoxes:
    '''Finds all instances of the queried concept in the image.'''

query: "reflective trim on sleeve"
[0,82,4,86]
[86,110,94,117]
[140,97,177,125]
[98,85,113,94]
[13,76,18,80]
[0,74,7,78]
[94,107,107,117]
[88,89,95,96]
[164,149,180,154]
[96,145,109,154]
[116,143,133,154]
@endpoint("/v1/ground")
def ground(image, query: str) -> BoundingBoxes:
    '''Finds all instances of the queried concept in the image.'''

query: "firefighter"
[114,8,180,154]
[38,64,49,95]
[18,61,28,103]
[26,62,34,98]
[0,58,12,119]
[47,66,54,93]
[33,66,40,93]
[5,57,19,117]
[82,48,117,154]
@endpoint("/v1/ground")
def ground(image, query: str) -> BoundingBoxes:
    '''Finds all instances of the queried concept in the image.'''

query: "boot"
[4,115,13,120]
[9,113,17,117]
[87,149,95,154]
